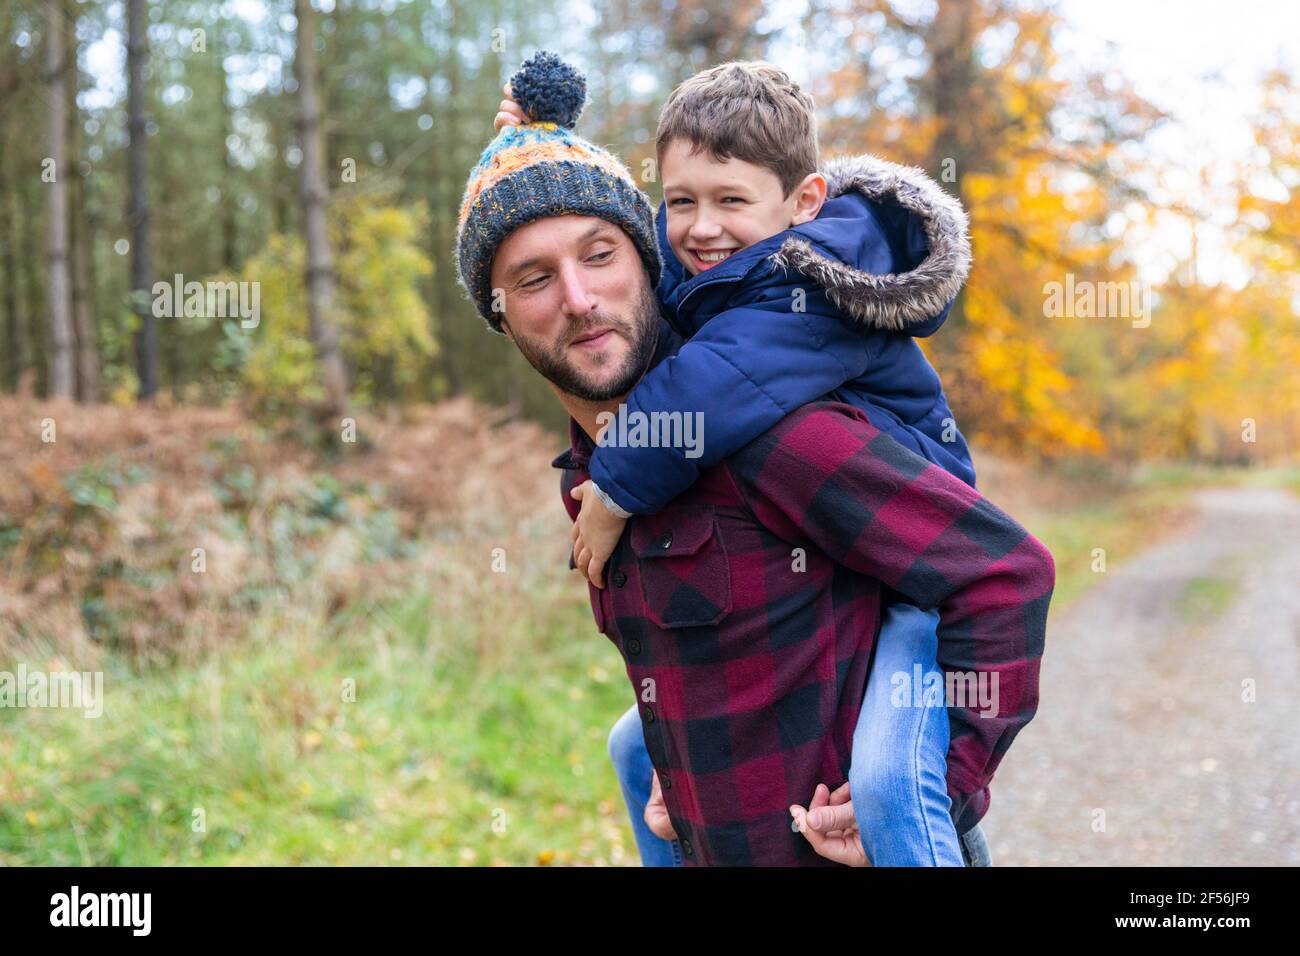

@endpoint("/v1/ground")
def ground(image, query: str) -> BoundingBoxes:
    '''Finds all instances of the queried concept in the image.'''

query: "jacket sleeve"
[728,402,1054,834]
[588,282,880,515]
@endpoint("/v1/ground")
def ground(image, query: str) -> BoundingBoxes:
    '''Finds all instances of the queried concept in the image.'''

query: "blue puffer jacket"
[588,152,977,516]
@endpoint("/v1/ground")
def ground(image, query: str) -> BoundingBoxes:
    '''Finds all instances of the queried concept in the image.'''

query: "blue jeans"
[607,703,683,866]
[958,816,992,866]
[606,603,988,867]
[851,602,964,866]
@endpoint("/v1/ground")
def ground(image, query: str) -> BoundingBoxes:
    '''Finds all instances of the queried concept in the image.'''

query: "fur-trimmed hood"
[654,152,972,335]
[768,153,972,331]
[614,153,978,519]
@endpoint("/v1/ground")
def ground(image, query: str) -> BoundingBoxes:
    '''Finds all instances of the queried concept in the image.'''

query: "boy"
[494,53,997,866]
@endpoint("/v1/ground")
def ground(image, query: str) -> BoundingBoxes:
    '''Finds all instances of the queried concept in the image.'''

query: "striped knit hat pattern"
[454,51,662,333]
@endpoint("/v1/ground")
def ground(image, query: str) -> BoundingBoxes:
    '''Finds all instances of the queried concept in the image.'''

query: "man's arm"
[728,402,1054,834]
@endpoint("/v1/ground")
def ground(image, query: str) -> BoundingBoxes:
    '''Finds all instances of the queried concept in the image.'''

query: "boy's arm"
[589,282,881,515]
[728,402,1054,835]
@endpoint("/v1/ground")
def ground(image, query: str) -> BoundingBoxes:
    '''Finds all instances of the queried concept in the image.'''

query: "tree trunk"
[0,127,24,392]
[44,0,76,398]
[127,0,158,400]
[430,11,463,396]
[219,56,237,270]
[294,0,349,415]
[271,111,290,234]
[20,174,45,395]
[70,181,100,402]
[425,78,459,397]
[921,0,978,382]
[67,18,100,402]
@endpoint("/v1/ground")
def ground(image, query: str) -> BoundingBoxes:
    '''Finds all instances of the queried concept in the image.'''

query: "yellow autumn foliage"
[229,194,436,412]
[819,0,1300,465]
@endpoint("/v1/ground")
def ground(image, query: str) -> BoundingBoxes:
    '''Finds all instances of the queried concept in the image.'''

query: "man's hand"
[569,480,626,589]
[645,770,678,841]
[494,83,529,132]
[790,782,871,867]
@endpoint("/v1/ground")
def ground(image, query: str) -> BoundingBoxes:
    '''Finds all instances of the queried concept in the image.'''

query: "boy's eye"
[722,196,745,204]
[668,197,693,207]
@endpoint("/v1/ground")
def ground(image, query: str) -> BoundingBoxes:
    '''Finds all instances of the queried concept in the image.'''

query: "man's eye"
[588,250,613,263]
[520,275,548,289]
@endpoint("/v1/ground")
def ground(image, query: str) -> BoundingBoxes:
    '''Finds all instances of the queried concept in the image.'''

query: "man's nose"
[558,260,597,316]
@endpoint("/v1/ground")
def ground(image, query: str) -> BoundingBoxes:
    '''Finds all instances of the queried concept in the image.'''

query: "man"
[454,60,1053,866]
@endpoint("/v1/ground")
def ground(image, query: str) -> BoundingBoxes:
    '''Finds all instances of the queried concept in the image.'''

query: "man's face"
[491,215,659,402]
[660,137,817,276]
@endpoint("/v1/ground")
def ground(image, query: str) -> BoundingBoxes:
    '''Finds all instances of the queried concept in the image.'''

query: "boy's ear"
[789,172,828,226]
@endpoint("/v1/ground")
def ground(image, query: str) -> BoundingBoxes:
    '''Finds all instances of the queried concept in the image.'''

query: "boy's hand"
[494,82,529,132]
[645,771,678,841]
[569,480,626,589]
[790,782,872,867]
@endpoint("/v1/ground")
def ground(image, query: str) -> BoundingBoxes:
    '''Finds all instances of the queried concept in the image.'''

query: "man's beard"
[508,279,660,402]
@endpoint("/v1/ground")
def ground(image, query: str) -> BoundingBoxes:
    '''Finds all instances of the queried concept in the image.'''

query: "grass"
[1019,460,1299,610]
[1020,486,1196,609]
[0,588,633,866]
[4,438,1295,865]
[1175,576,1239,625]
[1134,461,1300,495]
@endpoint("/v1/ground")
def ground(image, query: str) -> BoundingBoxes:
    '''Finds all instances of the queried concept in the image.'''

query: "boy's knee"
[849,744,917,823]
[606,706,640,770]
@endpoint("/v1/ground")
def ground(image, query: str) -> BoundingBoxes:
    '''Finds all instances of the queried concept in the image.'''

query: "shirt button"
[681,838,694,857]
[613,570,628,587]
[658,532,673,550]
[660,775,671,790]
[643,708,656,724]
[626,638,642,656]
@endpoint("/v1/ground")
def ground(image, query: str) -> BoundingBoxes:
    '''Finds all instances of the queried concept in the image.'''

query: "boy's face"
[660,137,826,276]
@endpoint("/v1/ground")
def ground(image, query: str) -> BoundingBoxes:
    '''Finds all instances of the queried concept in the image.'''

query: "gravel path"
[980,486,1300,865]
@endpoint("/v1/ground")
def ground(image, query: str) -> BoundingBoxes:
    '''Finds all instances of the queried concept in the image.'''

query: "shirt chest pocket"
[631,506,733,629]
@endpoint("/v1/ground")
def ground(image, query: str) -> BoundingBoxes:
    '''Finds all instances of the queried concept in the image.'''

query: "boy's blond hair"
[655,61,819,199]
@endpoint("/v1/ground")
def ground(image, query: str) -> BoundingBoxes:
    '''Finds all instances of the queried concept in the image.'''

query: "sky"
[1056,0,1300,286]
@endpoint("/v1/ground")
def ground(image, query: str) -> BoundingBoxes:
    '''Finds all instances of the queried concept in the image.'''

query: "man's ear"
[499,317,515,342]
[789,172,828,226]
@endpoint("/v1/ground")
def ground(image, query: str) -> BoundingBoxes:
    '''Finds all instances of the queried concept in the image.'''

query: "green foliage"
[223,195,436,413]
[0,562,634,866]
[62,459,153,517]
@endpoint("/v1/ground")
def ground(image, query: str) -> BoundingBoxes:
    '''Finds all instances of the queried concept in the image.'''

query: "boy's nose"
[689,214,723,240]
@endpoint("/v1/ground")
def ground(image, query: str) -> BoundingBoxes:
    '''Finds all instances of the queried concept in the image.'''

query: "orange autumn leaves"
[816,0,1299,464]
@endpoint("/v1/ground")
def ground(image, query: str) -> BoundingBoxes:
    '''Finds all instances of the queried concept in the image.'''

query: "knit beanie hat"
[454,51,662,333]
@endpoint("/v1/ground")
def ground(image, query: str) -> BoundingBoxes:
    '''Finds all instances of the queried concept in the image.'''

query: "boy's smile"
[660,138,827,276]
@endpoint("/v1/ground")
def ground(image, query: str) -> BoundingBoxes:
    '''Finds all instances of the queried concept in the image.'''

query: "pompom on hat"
[508,50,588,128]
[454,51,662,333]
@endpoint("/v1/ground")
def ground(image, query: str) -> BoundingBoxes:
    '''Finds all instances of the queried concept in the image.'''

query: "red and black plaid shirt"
[554,400,1054,866]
